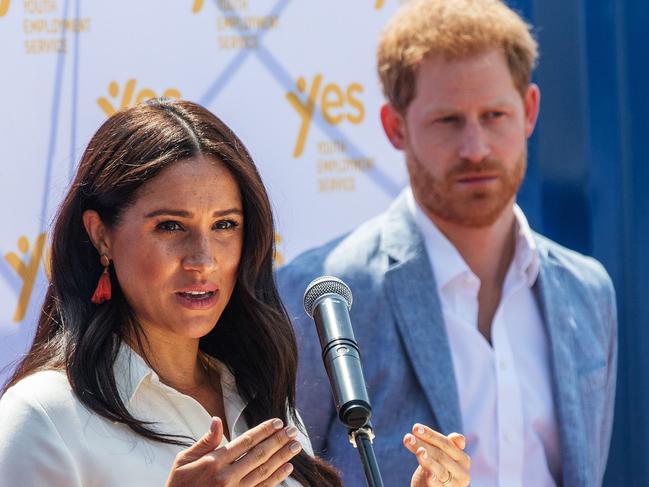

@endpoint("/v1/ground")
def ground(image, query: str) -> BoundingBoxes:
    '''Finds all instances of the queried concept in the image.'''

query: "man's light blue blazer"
[277,191,617,487]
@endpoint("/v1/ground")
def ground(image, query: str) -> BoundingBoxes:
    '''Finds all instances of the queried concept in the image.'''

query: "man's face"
[383,48,539,227]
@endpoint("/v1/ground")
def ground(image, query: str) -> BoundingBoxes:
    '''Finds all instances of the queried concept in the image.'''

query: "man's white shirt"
[407,187,561,487]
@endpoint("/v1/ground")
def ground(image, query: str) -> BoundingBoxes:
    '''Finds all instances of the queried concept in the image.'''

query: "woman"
[0,99,470,486]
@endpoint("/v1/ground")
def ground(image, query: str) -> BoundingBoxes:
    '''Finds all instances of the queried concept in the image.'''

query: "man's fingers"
[448,432,466,450]
[404,433,470,486]
[176,416,224,465]
[411,424,468,464]
[221,418,285,464]
[415,447,442,483]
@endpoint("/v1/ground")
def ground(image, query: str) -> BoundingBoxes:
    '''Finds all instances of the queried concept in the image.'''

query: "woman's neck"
[127,326,205,390]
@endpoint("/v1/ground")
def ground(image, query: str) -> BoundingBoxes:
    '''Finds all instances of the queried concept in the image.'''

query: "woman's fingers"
[234,425,303,485]
[255,462,295,487]
[240,430,303,486]
[220,418,285,464]
[175,416,224,466]
[167,418,301,487]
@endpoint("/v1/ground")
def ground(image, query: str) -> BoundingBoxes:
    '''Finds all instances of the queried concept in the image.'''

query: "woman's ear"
[82,210,112,258]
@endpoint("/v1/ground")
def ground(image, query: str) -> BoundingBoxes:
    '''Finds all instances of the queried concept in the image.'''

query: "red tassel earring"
[91,255,112,304]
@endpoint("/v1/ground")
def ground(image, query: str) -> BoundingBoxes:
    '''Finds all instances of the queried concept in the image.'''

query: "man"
[278,0,617,486]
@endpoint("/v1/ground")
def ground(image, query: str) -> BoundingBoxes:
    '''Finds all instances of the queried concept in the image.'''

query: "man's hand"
[406,424,470,486]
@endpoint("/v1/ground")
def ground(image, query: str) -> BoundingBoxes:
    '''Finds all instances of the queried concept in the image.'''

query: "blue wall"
[510,0,648,483]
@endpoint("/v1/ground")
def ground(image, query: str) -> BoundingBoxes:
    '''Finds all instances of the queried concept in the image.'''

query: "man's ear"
[380,103,407,150]
[523,83,541,138]
[82,210,112,258]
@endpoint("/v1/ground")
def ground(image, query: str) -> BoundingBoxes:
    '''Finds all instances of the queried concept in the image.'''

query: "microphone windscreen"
[303,275,353,317]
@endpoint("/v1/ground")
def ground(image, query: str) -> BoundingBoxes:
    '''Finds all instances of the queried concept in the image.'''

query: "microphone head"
[303,275,353,318]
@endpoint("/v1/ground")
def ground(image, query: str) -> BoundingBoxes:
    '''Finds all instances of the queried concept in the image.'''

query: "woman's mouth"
[177,291,215,300]
[175,290,219,310]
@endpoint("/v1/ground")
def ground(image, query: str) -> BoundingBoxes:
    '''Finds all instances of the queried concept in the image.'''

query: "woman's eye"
[213,220,238,230]
[157,221,183,232]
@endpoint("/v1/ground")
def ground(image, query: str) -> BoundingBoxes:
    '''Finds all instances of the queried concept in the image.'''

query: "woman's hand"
[166,416,302,487]
[405,424,470,487]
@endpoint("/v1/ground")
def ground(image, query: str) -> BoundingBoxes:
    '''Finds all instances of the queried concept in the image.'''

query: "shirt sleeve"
[0,385,82,486]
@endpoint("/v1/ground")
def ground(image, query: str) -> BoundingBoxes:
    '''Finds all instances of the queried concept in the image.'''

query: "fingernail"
[407,434,416,446]
[210,417,218,433]
[416,424,425,435]
[289,441,302,453]
[430,472,437,481]
[284,463,294,474]
[272,419,283,430]
[286,426,298,439]
[421,449,428,460]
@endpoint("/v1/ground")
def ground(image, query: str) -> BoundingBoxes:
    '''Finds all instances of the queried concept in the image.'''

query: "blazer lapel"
[535,247,588,487]
[381,194,463,435]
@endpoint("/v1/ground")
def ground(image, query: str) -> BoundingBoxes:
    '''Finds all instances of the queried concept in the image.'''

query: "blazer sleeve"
[599,275,618,476]
[0,385,82,486]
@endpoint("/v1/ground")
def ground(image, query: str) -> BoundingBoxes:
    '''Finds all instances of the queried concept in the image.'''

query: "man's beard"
[407,148,526,228]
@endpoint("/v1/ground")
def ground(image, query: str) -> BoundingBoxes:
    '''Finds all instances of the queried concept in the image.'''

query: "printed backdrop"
[0,0,409,386]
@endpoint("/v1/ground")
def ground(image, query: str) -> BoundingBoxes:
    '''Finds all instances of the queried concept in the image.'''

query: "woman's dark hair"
[4,98,340,486]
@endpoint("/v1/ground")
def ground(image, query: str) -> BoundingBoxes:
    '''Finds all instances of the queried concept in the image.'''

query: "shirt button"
[504,431,513,443]
[499,360,508,371]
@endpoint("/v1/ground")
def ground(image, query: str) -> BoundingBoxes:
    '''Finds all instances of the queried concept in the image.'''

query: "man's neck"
[426,203,517,342]
[427,203,517,288]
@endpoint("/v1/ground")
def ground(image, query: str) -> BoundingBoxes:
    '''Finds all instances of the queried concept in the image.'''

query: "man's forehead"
[409,51,521,105]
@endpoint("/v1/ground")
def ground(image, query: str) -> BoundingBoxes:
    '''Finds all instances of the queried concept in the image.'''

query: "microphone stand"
[348,425,384,487]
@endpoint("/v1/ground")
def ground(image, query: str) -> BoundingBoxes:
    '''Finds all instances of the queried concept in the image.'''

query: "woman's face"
[101,155,243,344]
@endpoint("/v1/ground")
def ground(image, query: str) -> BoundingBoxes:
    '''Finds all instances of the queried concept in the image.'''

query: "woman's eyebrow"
[144,208,243,218]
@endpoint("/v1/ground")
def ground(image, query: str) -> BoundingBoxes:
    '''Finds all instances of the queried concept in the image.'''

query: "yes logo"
[374,0,385,9]
[0,0,10,17]
[286,74,364,158]
[97,79,182,116]
[4,233,51,323]
[273,233,284,267]
[192,0,203,13]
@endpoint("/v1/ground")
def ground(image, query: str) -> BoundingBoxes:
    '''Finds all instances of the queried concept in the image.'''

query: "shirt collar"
[113,342,248,432]
[406,188,470,290]
[406,187,539,289]
[113,341,155,407]
[512,204,540,286]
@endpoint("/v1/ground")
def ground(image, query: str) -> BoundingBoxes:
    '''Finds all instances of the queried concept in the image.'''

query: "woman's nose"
[181,234,217,273]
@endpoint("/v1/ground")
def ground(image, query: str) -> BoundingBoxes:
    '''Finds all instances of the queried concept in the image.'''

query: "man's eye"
[214,220,238,230]
[157,221,183,232]
[437,115,460,124]
[484,111,505,120]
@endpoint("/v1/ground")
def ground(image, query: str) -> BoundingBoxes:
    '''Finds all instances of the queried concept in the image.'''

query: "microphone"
[303,276,372,430]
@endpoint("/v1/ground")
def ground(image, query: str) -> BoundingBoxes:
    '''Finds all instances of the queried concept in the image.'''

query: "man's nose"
[458,122,490,163]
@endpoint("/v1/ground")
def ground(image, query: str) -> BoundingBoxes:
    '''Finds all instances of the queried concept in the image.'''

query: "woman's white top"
[0,345,312,486]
